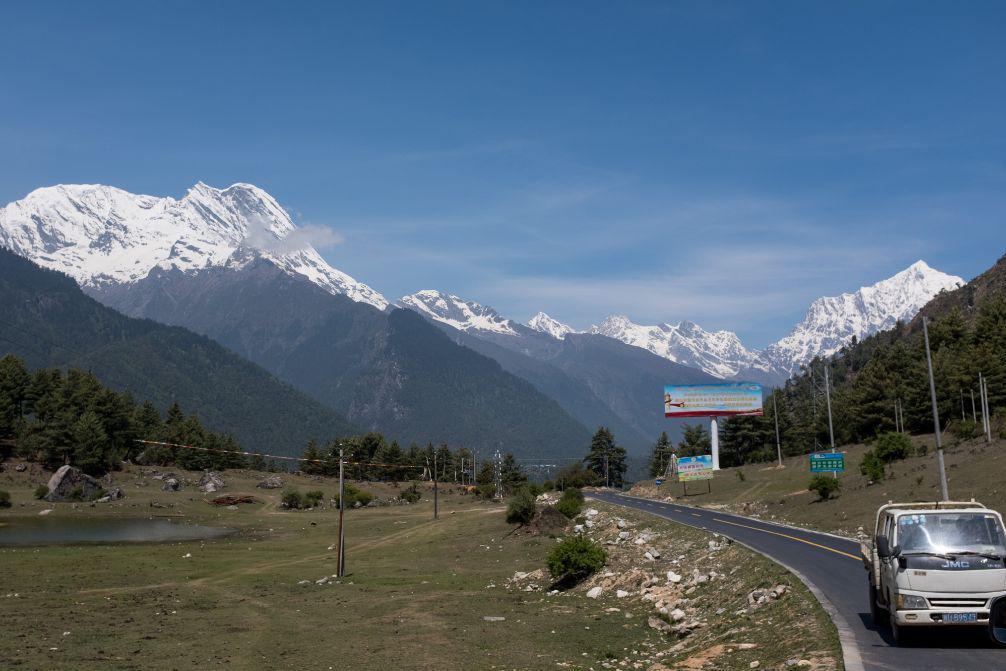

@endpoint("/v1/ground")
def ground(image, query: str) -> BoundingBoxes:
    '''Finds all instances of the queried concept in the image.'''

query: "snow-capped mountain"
[757,260,962,377]
[0,182,387,309]
[589,315,759,379]
[527,312,574,340]
[398,290,519,335]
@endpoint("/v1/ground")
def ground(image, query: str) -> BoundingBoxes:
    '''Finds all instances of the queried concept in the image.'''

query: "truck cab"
[862,501,1006,644]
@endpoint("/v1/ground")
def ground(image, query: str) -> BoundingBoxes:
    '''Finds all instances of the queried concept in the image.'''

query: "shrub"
[949,419,979,440]
[873,431,912,463]
[860,450,885,483]
[304,490,324,507]
[33,485,49,500]
[400,482,421,504]
[808,475,841,501]
[334,484,374,508]
[0,489,10,508]
[542,480,555,492]
[547,536,606,585]
[555,487,584,519]
[475,483,496,501]
[506,487,537,525]
[281,489,304,509]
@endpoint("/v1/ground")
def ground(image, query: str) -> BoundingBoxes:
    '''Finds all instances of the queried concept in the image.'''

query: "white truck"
[862,500,1006,645]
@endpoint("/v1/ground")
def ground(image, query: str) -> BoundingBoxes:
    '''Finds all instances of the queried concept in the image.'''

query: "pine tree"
[301,439,324,475]
[648,432,673,478]
[583,427,627,487]
[72,410,110,475]
[677,423,710,457]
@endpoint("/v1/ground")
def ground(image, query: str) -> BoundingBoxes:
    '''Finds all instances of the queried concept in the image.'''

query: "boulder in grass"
[96,487,125,503]
[44,465,104,502]
[198,471,225,493]
[257,476,283,489]
[162,477,182,492]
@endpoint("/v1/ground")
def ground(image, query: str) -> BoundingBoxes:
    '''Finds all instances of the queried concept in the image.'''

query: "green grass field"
[632,434,1006,537]
[1,463,839,670]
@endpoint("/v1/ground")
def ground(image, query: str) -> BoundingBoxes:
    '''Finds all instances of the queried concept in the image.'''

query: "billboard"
[663,382,763,418]
[677,455,714,482]
[809,452,845,473]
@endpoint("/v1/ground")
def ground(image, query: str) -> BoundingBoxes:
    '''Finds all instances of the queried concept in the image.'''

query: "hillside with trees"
[0,249,356,456]
[711,254,1005,466]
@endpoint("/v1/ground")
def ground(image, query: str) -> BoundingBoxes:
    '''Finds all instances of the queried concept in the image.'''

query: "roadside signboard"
[809,452,845,473]
[677,455,714,482]
[663,383,764,418]
[654,478,663,486]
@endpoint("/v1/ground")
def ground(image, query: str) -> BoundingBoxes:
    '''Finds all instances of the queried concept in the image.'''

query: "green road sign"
[809,452,845,473]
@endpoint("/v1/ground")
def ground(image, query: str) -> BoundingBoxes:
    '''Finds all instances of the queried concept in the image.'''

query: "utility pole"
[971,389,977,423]
[980,373,990,442]
[922,317,950,501]
[773,392,783,467]
[337,445,346,577]
[824,365,836,450]
[961,389,966,422]
[433,451,439,519]
[982,376,993,442]
[604,454,609,488]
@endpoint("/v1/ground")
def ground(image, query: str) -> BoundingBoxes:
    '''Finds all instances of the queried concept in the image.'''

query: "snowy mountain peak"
[527,312,575,340]
[757,260,963,377]
[590,315,757,379]
[399,290,518,336]
[0,182,388,309]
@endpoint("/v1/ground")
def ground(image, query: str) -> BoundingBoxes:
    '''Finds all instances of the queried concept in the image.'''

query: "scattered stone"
[297,580,311,586]
[666,571,682,583]
[617,531,631,541]
[669,608,686,622]
[644,551,655,561]
[750,662,760,669]
[15,463,27,472]
[197,471,225,493]
[616,519,627,529]
[616,590,629,598]
[44,465,104,502]
[182,553,192,559]
[96,487,124,503]
[257,476,283,489]
[161,477,181,492]
[226,505,239,510]
[586,586,603,599]
[648,616,672,634]
[482,616,506,622]
[38,509,53,516]
[585,508,599,518]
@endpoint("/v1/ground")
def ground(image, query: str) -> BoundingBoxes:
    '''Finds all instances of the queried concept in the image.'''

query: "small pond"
[0,516,236,546]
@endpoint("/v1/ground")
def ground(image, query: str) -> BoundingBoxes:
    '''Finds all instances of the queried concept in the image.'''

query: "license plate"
[944,612,978,623]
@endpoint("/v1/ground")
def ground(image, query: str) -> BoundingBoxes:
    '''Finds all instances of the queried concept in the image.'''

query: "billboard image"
[663,382,763,418]
[677,455,714,482]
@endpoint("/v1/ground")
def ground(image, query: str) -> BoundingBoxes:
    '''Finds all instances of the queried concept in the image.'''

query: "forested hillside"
[0,249,356,455]
[709,254,1005,467]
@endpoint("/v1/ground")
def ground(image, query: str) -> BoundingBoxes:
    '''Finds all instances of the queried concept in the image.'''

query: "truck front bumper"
[893,608,990,627]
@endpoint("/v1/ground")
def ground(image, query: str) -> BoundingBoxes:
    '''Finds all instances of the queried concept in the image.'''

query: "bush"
[542,480,555,492]
[34,485,49,500]
[475,483,496,501]
[547,536,606,584]
[808,475,841,501]
[281,489,305,509]
[399,482,421,504]
[949,419,980,440]
[506,487,537,525]
[873,431,912,463]
[555,487,584,519]
[860,451,885,483]
[0,489,10,508]
[334,483,374,508]
[304,490,324,507]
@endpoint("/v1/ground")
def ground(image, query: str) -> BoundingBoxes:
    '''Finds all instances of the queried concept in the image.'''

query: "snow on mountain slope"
[589,315,758,378]
[399,290,519,335]
[0,182,387,309]
[757,260,963,376]
[527,312,574,340]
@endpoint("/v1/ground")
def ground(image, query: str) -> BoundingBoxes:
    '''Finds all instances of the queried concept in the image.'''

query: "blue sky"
[2,1,1004,347]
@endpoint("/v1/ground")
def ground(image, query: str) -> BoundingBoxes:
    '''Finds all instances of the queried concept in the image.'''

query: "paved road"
[589,491,1004,671]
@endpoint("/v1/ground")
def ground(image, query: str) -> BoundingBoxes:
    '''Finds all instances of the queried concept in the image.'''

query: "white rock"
[586,586,603,599]
[644,551,655,561]
[666,571,682,583]
[670,608,686,622]
[616,590,629,598]
[585,508,599,517]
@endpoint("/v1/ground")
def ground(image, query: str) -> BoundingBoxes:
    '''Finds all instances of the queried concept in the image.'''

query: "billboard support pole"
[923,317,950,501]
[710,417,720,470]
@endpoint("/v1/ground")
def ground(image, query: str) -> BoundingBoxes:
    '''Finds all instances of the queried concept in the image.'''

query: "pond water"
[0,516,235,546]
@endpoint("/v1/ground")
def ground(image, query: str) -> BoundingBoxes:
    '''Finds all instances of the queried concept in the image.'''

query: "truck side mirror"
[991,596,1006,646]
[876,535,892,558]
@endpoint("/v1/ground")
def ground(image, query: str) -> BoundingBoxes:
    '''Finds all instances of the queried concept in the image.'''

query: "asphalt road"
[589,490,1004,671]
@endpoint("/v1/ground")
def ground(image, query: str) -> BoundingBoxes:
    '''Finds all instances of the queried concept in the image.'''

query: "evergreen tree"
[301,440,324,475]
[72,410,110,475]
[677,423,710,457]
[648,432,673,478]
[583,427,627,487]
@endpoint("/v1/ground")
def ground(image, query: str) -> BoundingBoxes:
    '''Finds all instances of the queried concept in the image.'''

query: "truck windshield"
[896,512,1006,556]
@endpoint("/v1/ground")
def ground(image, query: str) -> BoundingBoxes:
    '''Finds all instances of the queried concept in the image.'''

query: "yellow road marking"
[712,518,860,561]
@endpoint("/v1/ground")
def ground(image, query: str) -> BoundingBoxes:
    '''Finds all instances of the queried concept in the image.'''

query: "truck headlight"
[896,594,928,610]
